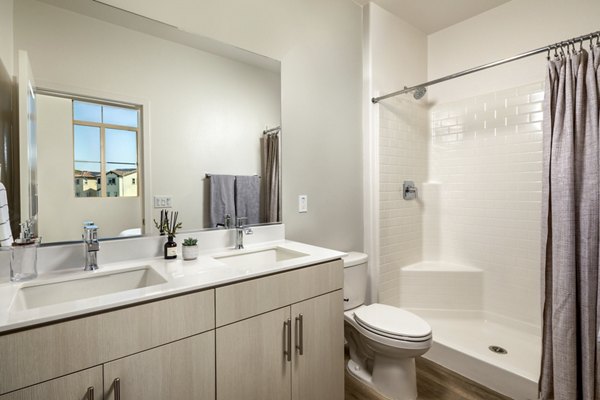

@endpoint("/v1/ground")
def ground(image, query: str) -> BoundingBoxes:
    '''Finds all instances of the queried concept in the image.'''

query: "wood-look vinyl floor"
[345,356,512,400]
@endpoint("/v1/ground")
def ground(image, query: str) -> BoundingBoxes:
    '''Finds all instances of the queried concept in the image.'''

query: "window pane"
[74,125,101,162]
[103,105,138,127]
[73,101,102,123]
[105,128,137,164]
[74,162,101,197]
[106,162,138,197]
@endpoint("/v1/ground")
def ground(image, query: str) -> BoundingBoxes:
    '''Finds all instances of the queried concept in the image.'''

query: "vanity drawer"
[0,289,214,395]
[215,259,343,326]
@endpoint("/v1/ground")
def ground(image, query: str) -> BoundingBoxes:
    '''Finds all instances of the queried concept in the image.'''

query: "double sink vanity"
[0,226,345,400]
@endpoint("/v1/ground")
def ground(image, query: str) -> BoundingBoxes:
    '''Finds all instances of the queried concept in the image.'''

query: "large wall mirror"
[4,0,282,244]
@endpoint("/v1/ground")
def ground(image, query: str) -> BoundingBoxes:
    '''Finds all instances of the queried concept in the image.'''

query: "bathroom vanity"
[0,240,344,400]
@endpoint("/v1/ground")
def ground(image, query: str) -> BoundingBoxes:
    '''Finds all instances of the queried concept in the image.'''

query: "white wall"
[87,0,364,252]
[364,3,428,304]
[427,0,600,104]
[0,0,13,76]
[37,95,143,242]
[14,0,281,237]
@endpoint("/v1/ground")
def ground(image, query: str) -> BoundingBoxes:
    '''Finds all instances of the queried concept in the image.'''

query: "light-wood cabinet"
[0,289,214,394]
[292,290,344,400]
[216,290,344,400]
[104,332,215,400]
[216,307,292,400]
[0,367,102,400]
[1,258,344,400]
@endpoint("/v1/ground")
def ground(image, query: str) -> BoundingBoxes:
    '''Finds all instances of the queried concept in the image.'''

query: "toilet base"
[346,357,418,400]
[346,359,373,384]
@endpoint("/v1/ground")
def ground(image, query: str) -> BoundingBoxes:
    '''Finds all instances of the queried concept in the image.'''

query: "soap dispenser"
[10,220,40,282]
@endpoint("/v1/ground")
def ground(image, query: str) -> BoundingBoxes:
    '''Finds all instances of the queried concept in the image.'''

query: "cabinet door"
[103,331,215,400]
[292,290,344,400]
[216,307,292,400]
[0,366,102,400]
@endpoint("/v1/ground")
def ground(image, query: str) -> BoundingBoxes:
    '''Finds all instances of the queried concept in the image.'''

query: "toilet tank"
[342,252,368,311]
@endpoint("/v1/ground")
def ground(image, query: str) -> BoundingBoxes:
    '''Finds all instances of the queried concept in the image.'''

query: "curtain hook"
[579,39,583,52]
[554,45,559,59]
[590,35,594,50]
[546,47,551,61]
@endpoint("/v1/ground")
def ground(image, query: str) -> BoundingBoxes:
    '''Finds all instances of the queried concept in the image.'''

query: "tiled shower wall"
[378,82,543,327]
[428,82,543,327]
[378,97,428,305]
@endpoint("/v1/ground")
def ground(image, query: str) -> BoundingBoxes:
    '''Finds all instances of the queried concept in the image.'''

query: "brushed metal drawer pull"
[114,378,121,400]
[284,318,292,362]
[87,386,94,400]
[295,314,304,355]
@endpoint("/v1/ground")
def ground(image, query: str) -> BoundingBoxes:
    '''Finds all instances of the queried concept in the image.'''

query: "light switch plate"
[153,195,173,208]
[298,195,308,213]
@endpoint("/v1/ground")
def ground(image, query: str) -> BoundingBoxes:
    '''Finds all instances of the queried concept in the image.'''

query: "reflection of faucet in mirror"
[235,217,253,250]
[82,222,99,271]
[216,214,233,229]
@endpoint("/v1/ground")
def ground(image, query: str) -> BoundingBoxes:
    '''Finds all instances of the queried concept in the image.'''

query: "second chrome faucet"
[235,217,253,249]
[83,221,99,271]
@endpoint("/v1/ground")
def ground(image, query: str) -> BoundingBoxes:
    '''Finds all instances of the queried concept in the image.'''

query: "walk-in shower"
[373,29,600,400]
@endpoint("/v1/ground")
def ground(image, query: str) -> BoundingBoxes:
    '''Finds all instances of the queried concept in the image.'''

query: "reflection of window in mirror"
[36,91,144,243]
[72,100,140,198]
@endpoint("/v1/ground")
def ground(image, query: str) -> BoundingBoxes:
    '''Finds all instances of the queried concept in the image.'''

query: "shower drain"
[488,345,508,355]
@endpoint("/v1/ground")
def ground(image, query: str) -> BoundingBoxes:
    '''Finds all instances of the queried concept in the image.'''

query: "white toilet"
[343,252,432,400]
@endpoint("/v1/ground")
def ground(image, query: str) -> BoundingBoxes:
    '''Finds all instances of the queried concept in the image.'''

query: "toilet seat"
[353,304,432,342]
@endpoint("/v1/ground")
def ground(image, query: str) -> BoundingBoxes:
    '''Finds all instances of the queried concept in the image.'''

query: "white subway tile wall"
[378,82,543,328]
[378,97,429,305]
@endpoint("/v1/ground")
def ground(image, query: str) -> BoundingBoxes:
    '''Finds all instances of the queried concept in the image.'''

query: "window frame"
[72,99,141,198]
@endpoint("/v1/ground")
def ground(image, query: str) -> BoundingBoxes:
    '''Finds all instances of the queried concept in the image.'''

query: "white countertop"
[0,240,345,333]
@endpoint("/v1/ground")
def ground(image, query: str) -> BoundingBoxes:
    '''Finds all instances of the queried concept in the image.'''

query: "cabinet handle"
[284,318,292,362]
[87,386,94,400]
[295,314,304,355]
[114,378,121,400]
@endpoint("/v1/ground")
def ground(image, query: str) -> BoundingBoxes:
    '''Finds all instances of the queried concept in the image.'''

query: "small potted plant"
[182,237,199,261]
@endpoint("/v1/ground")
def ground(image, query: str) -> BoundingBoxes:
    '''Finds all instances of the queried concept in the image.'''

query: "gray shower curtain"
[260,133,280,223]
[540,46,600,399]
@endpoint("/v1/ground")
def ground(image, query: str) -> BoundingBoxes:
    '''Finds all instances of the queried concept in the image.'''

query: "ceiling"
[355,0,511,34]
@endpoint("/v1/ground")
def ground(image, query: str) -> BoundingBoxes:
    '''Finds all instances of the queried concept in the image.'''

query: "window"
[73,100,140,198]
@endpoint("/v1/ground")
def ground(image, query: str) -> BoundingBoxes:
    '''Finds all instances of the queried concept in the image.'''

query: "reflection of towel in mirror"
[235,175,260,225]
[209,175,236,228]
[0,183,13,246]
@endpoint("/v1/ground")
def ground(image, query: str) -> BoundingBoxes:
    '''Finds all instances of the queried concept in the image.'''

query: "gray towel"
[235,175,260,225]
[209,175,236,228]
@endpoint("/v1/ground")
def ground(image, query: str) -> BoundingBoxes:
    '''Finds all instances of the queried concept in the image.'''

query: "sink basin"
[214,247,308,271]
[11,266,167,311]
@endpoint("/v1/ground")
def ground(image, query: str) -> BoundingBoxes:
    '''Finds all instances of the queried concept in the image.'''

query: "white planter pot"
[182,245,199,260]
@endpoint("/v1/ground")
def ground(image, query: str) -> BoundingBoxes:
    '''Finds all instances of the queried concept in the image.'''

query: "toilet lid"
[353,304,431,339]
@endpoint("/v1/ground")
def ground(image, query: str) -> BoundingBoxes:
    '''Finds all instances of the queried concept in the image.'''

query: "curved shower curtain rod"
[372,29,600,104]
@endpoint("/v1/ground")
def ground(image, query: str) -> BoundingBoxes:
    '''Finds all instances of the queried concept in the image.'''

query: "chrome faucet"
[82,222,99,271]
[235,217,253,250]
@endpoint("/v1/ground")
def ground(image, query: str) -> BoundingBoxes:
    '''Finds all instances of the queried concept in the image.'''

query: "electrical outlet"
[298,195,308,213]
[153,195,173,208]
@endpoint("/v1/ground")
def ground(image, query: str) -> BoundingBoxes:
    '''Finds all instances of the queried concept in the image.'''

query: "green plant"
[153,210,182,237]
[183,237,198,246]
